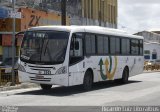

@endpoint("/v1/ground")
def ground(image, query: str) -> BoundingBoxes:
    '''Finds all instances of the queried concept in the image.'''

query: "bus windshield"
[20,31,69,65]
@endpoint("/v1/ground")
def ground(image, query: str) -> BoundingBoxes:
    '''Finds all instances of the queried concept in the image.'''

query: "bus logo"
[99,56,118,80]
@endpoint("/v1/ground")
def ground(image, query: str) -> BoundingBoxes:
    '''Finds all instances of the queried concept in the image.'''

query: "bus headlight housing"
[18,64,26,72]
[55,66,67,75]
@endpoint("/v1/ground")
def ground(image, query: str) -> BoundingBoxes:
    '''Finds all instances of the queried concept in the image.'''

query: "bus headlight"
[55,66,67,75]
[18,64,26,72]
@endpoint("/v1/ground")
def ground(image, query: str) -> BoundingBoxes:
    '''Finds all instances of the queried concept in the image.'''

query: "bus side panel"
[68,55,144,86]
[114,56,144,79]
[84,56,122,82]
[113,56,124,80]
[129,56,144,77]
[68,61,85,86]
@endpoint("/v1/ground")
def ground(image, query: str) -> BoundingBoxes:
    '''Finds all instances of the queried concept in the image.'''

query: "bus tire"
[83,70,93,91]
[40,84,52,90]
[121,67,129,84]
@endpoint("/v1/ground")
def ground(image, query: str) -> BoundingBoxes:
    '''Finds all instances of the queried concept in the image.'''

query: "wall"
[0,7,70,32]
[0,18,21,32]
[144,43,160,61]
[82,0,117,28]
[135,31,160,43]
[19,8,70,31]
[40,0,118,28]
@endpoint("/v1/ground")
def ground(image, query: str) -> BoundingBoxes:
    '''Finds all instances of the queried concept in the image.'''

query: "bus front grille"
[29,77,51,82]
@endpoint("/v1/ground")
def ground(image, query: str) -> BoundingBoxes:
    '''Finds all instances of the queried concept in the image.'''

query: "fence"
[0,68,20,86]
[144,63,160,71]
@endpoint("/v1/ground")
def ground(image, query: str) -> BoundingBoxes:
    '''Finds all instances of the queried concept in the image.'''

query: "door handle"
[83,62,85,68]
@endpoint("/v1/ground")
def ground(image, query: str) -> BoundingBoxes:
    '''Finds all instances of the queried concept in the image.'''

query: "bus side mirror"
[75,41,79,50]
[15,31,25,47]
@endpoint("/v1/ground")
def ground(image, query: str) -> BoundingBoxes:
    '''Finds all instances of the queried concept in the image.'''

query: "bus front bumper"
[18,71,69,86]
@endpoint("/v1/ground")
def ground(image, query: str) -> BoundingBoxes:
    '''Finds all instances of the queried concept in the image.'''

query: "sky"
[118,0,160,34]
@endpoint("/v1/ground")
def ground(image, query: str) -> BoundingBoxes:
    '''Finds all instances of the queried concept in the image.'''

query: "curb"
[0,83,39,92]
[143,71,160,73]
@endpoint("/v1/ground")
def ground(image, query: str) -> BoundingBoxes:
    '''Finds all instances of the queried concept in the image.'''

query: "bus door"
[69,33,85,86]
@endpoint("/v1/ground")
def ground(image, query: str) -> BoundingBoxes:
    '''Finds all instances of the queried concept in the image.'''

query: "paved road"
[0,72,160,111]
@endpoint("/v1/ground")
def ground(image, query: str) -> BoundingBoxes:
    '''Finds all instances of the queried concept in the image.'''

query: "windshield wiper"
[43,39,53,61]
[40,37,45,61]
[44,39,49,56]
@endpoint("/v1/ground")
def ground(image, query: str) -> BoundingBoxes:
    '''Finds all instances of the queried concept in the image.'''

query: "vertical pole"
[0,68,1,86]
[99,0,101,26]
[61,0,66,25]
[11,0,15,86]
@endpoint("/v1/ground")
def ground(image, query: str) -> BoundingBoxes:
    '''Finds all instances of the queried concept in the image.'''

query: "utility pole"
[61,0,66,25]
[99,0,101,26]
[99,0,104,26]
[11,0,16,86]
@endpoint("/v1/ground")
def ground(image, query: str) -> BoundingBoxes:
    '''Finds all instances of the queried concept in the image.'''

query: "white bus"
[18,26,144,90]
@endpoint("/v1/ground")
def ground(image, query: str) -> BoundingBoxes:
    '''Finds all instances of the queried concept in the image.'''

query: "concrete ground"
[0,72,160,111]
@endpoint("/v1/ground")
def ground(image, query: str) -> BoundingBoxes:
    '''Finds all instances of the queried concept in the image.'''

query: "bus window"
[20,31,69,64]
[85,34,96,55]
[97,35,104,54]
[121,38,130,55]
[110,37,116,54]
[131,39,139,55]
[139,40,143,55]
[69,33,84,65]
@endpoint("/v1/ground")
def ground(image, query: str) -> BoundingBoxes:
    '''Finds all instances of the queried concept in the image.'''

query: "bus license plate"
[36,75,44,79]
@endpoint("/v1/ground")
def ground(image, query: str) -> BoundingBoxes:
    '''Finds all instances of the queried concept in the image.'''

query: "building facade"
[144,42,160,61]
[0,0,118,61]
[149,29,160,34]
[135,31,160,61]
[40,0,118,28]
[0,7,70,61]
[82,0,117,28]
[1,0,118,28]
[135,31,160,43]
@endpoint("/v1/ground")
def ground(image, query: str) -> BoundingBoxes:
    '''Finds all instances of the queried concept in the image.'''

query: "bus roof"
[28,26,143,39]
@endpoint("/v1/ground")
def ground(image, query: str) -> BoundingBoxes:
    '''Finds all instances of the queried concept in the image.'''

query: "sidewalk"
[143,70,160,73]
[0,83,39,92]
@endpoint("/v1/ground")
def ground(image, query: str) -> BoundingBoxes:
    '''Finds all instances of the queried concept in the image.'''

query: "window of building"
[144,55,150,59]
[152,53,157,60]
[144,50,150,55]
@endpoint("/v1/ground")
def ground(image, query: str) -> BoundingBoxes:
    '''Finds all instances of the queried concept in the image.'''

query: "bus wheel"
[121,68,129,84]
[40,84,52,90]
[83,70,93,91]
